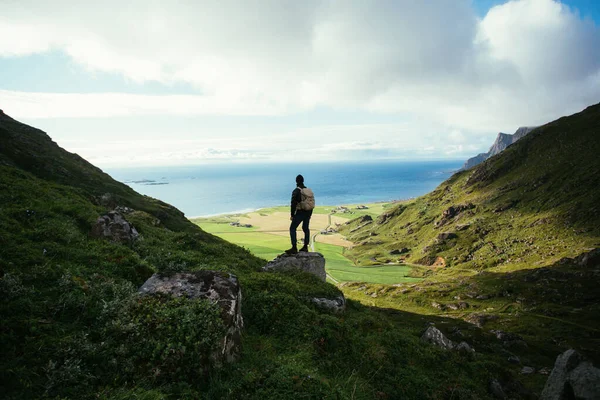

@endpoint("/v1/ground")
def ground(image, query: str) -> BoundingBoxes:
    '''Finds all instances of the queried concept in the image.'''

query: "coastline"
[187,198,412,220]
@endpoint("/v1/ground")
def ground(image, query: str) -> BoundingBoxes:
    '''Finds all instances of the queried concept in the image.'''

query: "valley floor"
[192,202,420,285]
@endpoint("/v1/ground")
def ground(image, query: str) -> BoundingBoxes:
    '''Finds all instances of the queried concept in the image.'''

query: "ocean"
[105,160,463,217]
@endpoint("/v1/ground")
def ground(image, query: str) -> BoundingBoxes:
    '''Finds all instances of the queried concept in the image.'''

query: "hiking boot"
[284,246,298,255]
[299,245,309,252]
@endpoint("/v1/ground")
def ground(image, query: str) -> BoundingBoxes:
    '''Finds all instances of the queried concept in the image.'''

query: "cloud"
[1,0,599,139]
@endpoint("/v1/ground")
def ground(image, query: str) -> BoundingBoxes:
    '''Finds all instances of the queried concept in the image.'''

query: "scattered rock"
[541,349,600,400]
[489,379,507,399]
[357,214,373,223]
[491,330,523,342]
[458,302,470,309]
[436,232,457,241]
[376,205,407,225]
[521,366,535,374]
[389,247,409,255]
[114,205,134,214]
[263,252,326,281]
[139,271,243,364]
[539,367,552,375]
[420,326,454,350]
[455,341,475,354]
[98,192,118,208]
[476,294,490,300]
[577,248,600,267]
[309,295,346,314]
[456,223,471,231]
[431,301,444,310]
[508,355,521,364]
[466,313,498,328]
[437,204,475,226]
[91,211,139,243]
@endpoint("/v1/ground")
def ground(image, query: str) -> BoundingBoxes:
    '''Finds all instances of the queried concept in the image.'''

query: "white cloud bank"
[1,0,599,164]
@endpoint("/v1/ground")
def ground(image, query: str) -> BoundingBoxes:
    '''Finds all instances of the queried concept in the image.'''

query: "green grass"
[313,241,420,284]
[198,221,259,234]
[213,231,290,261]
[196,213,421,285]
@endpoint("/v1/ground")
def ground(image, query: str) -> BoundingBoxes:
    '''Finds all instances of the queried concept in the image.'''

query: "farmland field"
[192,201,420,284]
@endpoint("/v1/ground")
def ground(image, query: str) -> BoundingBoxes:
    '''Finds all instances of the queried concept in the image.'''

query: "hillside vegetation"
[0,111,544,398]
[341,104,600,369]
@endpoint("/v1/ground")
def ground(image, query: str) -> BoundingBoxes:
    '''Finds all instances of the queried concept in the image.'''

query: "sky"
[1,0,599,167]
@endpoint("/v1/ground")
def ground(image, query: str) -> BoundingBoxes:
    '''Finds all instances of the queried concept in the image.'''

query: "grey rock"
[437,232,458,241]
[263,252,326,281]
[466,313,498,328]
[541,349,600,400]
[456,341,475,354]
[91,211,139,243]
[577,248,600,267]
[508,355,521,364]
[521,366,535,374]
[461,126,537,171]
[420,326,454,350]
[139,270,243,364]
[491,330,523,341]
[309,295,346,314]
[489,379,507,399]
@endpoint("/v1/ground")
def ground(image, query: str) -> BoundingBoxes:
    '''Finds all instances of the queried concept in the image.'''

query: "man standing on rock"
[285,174,315,254]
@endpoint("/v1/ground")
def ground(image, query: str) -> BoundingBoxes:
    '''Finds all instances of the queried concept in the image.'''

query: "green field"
[313,241,421,284]
[195,204,421,285]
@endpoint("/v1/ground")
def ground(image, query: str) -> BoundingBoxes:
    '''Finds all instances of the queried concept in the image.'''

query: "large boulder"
[139,271,243,364]
[263,252,326,282]
[420,326,455,350]
[309,295,346,314]
[541,349,600,400]
[91,211,139,243]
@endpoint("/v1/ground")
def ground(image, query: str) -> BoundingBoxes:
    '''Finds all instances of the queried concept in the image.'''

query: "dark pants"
[290,210,312,247]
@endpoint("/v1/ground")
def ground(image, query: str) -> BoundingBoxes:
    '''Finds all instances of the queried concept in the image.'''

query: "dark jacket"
[291,184,306,217]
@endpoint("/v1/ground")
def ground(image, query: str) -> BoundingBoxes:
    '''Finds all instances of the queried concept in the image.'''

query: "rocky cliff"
[461,126,537,170]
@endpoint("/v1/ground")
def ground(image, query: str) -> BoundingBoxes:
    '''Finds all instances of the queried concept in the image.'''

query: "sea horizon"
[105,159,464,217]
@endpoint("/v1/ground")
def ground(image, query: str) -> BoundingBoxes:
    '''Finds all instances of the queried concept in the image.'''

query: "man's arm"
[290,188,301,217]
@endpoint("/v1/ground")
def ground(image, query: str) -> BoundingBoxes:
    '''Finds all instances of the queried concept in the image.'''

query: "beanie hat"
[296,174,304,184]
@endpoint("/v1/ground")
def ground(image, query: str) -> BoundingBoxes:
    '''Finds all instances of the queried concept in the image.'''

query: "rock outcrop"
[139,271,243,364]
[420,326,476,354]
[309,295,346,313]
[461,126,537,170]
[263,252,326,282]
[421,326,455,350]
[541,349,600,400]
[91,211,139,243]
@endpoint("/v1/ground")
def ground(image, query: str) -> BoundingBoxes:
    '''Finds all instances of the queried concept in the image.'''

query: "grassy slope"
[341,104,600,371]
[0,112,526,399]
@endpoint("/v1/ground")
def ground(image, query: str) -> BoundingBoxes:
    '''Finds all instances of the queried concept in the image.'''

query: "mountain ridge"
[461,126,537,170]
